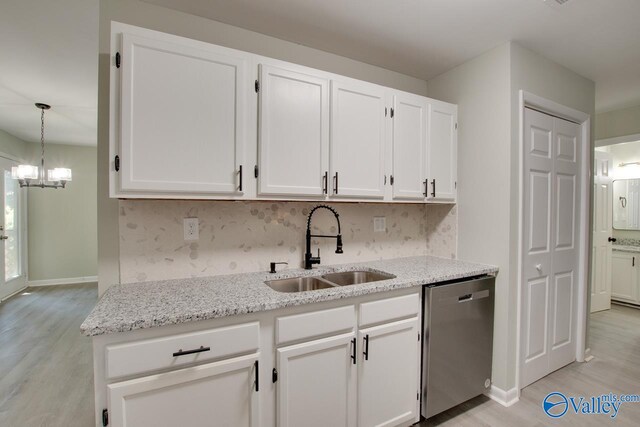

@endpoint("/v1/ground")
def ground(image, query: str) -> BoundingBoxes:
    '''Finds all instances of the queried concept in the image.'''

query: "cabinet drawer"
[276,305,355,345]
[106,322,259,380]
[359,293,419,327]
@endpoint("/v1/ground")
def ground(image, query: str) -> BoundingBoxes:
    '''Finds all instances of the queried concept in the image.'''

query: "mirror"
[613,179,640,230]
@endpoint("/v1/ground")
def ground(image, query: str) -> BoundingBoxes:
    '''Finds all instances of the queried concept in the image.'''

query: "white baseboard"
[485,385,519,407]
[27,276,98,287]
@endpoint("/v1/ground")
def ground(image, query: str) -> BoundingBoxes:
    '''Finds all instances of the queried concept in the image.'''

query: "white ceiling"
[144,0,640,113]
[2,0,639,148]
[0,0,98,146]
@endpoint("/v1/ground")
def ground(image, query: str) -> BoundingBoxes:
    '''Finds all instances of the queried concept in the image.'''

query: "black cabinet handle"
[608,237,617,243]
[323,171,328,194]
[423,179,428,197]
[363,335,369,361]
[254,360,259,392]
[172,346,210,357]
[350,338,356,364]
[238,165,243,192]
[431,179,436,197]
[633,257,636,267]
[334,172,339,194]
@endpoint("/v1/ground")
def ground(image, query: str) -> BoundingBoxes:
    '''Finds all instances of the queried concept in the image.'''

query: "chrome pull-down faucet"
[304,205,343,269]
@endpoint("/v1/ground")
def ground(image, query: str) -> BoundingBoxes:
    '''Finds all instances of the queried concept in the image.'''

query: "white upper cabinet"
[257,64,329,197]
[118,31,248,195]
[391,93,427,200]
[427,100,457,202]
[330,80,386,199]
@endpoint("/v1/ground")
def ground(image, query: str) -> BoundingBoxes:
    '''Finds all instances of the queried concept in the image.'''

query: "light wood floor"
[1,285,639,426]
[0,283,97,427]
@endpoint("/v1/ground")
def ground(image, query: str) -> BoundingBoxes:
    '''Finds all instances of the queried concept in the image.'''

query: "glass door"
[0,157,26,301]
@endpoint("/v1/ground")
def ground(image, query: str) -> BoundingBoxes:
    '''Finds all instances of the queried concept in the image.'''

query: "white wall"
[596,105,640,142]
[98,0,431,295]
[427,43,512,392]
[428,41,595,394]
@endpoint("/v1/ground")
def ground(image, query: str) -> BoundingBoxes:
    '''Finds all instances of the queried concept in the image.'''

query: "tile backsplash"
[119,200,457,283]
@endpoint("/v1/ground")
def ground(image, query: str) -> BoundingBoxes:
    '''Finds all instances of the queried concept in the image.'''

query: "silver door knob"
[535,264,542,272]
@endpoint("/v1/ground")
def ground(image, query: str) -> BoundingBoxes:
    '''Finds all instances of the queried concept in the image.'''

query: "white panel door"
[119,33,247,194]
[108,353,259,427]
[277,333,356,427]
[426,100,457,202]
[591,151,613,312]
[611,252,637,303]
[258,64,329,196]
[330,80,386,198]
[392,93,427,200]
[358,318,420,427]
[0,157,26,301]
[521,108,581,387]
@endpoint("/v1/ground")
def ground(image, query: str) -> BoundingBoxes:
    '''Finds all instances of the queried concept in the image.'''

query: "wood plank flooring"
[1,285,639,426]
[0,284,97,427]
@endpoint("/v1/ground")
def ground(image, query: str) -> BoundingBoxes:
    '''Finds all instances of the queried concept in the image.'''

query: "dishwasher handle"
[438,289,491,305]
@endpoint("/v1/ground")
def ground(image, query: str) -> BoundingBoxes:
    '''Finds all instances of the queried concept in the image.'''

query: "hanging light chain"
[41,106,46,179]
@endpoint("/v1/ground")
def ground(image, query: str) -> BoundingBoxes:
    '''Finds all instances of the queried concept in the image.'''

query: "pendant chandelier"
[12,103,72,188]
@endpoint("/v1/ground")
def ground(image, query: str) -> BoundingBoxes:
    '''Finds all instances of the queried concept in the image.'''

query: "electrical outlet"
[183,217,199,241]
[373,216,386,233]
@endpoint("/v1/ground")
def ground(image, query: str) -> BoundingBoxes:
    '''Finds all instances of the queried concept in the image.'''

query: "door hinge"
[455,181,457,189]
[417,392,420,400]
[254,165,259,178]
[455,122,458,130]
[390,107,395,118]
[272,368,278,383]
[114,155,120,172]
[418,333,420,341]
[115,52,121,68]
[102,408,109,426]
[255,80,260,93]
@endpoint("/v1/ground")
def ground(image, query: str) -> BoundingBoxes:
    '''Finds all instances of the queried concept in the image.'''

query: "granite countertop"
[613,244,640,253]
[81,256,498,337]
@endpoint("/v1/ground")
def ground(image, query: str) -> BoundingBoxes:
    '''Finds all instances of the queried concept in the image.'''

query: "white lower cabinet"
[611,251,638,303]
[108,353,260,427]
[276,333,357,427]
[95,291,421,427]
[358,317,420,427]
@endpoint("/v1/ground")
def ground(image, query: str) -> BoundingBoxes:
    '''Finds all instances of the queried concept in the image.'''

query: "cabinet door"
[330,80,386,199]
[277,333,356,427]
[358,318,420,427]
[119,33,247,194]
[258,64,329,196]
[427,100,457,202]
[392,93,427,200]
[611,252,638,303]
[108,353,259,427]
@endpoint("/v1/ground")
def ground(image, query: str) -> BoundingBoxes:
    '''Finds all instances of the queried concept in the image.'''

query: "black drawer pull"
[363,335,369,361]
[172,346,210,357]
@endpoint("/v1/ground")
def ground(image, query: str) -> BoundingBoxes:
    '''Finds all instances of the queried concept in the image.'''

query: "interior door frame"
[516,91,591,395]
[0,151,29,302]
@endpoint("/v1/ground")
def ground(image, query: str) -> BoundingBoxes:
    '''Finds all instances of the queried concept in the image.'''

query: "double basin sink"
[266,270,395,293]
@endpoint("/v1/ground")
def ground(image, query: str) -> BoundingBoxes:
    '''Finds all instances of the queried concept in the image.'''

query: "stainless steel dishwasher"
[421,275,495,419]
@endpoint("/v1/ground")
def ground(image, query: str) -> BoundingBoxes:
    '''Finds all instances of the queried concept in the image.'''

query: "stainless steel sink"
[265,276,336,293]
[321,270,396,286]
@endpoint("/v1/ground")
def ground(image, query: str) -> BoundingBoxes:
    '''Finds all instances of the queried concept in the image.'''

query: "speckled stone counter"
[613,244,640,253]
[81,256,497,336]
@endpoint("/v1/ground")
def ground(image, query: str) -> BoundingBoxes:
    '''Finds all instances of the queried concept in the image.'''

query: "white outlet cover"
[373,216,386,233]
[183,217,199,241]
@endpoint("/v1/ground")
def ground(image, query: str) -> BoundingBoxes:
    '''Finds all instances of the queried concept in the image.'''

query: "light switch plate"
[183,217,199,241]
[373,216,386,233]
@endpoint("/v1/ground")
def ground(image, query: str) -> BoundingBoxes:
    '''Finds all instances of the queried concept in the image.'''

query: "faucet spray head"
[335,234,343,254]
